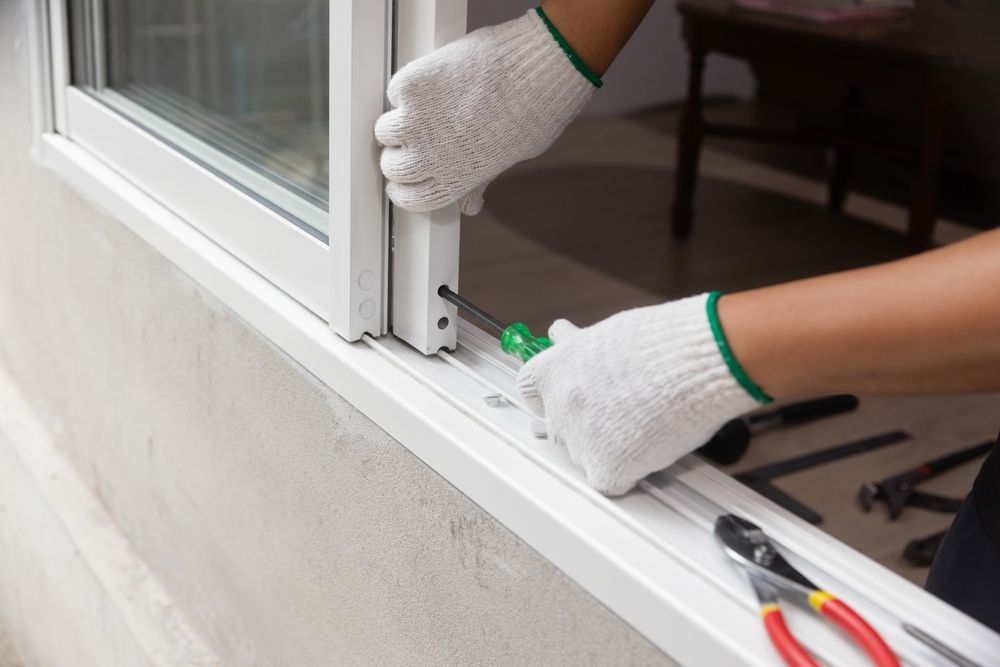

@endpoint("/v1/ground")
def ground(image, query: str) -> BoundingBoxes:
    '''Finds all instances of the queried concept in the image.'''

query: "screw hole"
[437,317,449,330]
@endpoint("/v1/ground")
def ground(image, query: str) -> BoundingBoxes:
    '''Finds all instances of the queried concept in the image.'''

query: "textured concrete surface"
[0,375,219,667]
[0,2,672,665]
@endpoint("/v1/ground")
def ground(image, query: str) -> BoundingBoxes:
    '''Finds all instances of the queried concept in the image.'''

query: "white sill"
[38,133,1000,666]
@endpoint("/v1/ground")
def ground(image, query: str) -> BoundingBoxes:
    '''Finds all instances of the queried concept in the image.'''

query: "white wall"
[467,0,754,116]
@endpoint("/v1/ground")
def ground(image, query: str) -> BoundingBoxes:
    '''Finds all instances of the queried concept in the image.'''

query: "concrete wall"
[467,0,754,116]
[0,3,673,665]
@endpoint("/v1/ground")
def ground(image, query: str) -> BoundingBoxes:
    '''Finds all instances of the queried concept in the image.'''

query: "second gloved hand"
[517,293,769,496]
[375,8,600,215]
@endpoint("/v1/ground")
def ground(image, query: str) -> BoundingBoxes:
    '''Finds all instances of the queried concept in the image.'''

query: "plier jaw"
[714,514,900,667]
[715,514,816,600]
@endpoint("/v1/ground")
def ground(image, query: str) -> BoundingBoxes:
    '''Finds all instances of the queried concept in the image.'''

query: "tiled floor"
[459,102,1000,586]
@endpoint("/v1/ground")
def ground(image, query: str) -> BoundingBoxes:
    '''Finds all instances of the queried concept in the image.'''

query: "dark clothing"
[972,438,1000,553]
[925,437,1000,634]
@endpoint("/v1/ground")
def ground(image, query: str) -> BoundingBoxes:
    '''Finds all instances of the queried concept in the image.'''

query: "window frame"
[390,0,466,355]
[25,0,1000,662]
[45,0,392,338]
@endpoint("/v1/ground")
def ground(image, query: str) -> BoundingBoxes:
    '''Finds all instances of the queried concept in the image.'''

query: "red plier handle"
[809,591,899,667]
[758,592,899,667]
[760,603,818,667]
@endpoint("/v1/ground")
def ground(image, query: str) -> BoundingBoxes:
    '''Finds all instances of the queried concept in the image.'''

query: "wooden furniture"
[672,0,1000,251]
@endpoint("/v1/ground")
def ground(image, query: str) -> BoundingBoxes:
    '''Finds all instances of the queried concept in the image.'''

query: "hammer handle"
[749,395,858,427]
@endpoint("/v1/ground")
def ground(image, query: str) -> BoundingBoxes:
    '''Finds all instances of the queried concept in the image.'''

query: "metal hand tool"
[858,440,993,520]
[699,395,860,465]
[715,514,900,667]
[438,286,552,361]
[903,529,948,568]
[903,623,982,667]
[735,431,910,524]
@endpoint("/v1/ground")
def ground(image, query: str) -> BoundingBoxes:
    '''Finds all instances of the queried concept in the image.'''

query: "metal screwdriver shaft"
[438,285,506,335]
[438,286,554,362]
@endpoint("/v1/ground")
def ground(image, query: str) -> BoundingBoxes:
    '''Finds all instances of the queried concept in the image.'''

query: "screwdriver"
[438,286,553,362]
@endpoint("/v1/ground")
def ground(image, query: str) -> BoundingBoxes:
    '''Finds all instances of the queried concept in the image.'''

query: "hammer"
[699,394,859,464]
[858,440,993,520]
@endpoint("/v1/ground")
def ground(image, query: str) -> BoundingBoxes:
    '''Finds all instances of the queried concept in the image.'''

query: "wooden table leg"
[671,39,706,239]
[827,148,853,213]
[828,86,861,212]
[908,94,944,253]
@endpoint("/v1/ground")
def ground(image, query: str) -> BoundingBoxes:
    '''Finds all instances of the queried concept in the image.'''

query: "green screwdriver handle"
[500,322,553,362]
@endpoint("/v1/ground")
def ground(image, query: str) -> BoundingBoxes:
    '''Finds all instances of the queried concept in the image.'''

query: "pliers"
[715,514,900,667]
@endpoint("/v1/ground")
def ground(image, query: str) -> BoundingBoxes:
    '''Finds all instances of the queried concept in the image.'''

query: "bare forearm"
[721,228,1000,398]
[540,0,656,75]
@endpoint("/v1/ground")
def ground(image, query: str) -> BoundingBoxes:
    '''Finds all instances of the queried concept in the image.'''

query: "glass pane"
[71,0,329,237]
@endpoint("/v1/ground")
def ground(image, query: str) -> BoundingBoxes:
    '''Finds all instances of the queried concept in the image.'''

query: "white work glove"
[518,293,769,496]
[374,8,600,215]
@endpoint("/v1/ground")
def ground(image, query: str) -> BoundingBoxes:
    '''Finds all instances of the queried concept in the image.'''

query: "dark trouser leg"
[671,45,705,239]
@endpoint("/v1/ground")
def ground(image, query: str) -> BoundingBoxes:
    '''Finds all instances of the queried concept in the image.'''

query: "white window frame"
[23,0,1000,663]
[390,0,466,355]
[44,0,392,339]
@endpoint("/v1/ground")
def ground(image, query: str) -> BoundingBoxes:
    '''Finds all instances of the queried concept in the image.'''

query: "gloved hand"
[374,8,600,215]
[517,293,770,496]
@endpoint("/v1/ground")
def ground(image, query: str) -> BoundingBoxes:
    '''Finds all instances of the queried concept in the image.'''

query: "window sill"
[37,132,1000,666]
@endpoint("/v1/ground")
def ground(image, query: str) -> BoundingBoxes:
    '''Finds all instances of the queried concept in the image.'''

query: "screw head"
[483,394,508,408]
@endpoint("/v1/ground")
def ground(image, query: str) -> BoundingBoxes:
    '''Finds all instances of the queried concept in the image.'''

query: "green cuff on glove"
[534,7,604,89]
[706,292,773,405]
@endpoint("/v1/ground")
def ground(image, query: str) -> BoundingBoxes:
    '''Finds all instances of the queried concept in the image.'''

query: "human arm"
[374,1,655,214]
[723,227,1000,397]
[518,229,1000,495]
[541,0,656,76]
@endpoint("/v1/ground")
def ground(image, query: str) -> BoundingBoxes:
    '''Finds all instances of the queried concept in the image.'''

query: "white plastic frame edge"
[329,0,392,339]
[45,0,70,135]
[24,0,54,153]
[65,87,334,320]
